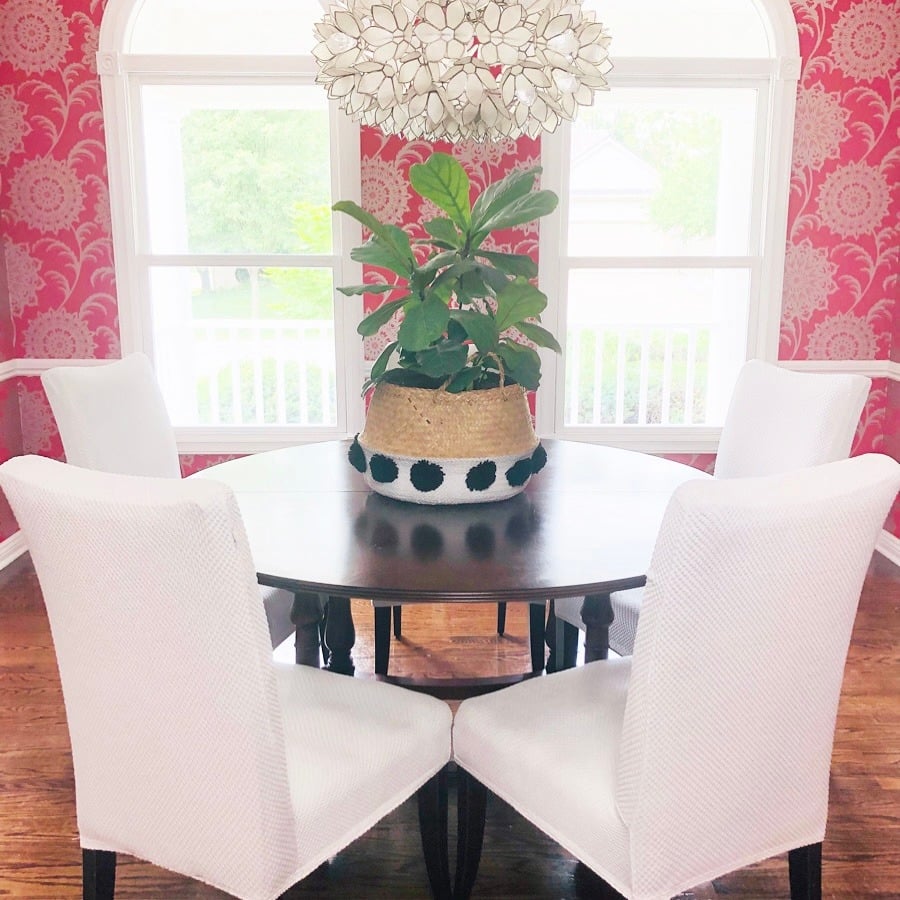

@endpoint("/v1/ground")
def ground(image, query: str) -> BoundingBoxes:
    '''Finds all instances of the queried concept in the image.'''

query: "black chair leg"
[789,842,822,900]
[562,620,579,669]
[83,848,116,900]
[374,606,392,675]
[529,603,546,672]
[393,604,402,638]
[455,768,488,900]
[417,766,452,900]
[496,602,507,635]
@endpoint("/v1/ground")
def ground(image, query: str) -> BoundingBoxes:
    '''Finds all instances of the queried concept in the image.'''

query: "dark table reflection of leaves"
[354,493,540,563]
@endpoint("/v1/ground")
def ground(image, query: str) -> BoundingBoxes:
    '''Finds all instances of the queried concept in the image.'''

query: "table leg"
[323,595,355,675]
[582,593,613,663]
[545,600,558,673]
[291,592,324,667]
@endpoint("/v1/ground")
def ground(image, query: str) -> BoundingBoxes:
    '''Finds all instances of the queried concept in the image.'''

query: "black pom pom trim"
[370,454,399,483]
[530,443,547,474]
[505,458,533,487]
[347,436,367,473]
[465,460,497,492]
[410,459,444,492]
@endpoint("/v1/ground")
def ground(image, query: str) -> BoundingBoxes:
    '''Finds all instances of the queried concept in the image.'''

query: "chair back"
[0,456,299,898]
[713,360,869,479]
[41,353,181,478]
[615,454,899,899]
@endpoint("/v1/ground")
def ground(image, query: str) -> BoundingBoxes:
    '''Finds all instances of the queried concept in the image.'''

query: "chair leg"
[417,766,452,900]
[529,603,546,672]
[562,621,579,669]
[374,606,392,675]
[789,842,822,900]
[393,605,402,638]
[455,768,488,900]
[496,602,507,635]
[83,849,116,900]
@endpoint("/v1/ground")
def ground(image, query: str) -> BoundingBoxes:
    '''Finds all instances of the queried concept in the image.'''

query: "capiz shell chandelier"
[313,0,612,142]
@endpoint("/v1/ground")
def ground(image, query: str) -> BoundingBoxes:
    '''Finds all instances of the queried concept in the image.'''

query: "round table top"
[194,439,707,602]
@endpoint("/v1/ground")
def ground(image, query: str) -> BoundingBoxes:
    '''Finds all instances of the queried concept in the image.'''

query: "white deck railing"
[161,318,337,426]
[565,321,713,426]
[161,316,715,428]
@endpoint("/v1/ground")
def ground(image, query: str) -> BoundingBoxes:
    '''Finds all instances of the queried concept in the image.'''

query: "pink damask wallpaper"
[0,0,898,546]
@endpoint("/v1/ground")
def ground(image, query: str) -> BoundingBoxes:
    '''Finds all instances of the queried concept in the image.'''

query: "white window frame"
[535,0,800,453]
[98,2,365,453]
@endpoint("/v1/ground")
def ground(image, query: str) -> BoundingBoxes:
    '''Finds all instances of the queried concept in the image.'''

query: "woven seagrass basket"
[348,382,547,505]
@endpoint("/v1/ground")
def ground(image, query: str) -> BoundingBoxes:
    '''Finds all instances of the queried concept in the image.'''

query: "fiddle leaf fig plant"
[333,152,561,394]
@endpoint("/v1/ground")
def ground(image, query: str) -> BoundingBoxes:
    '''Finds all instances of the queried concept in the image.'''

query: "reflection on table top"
[194,439,708,602]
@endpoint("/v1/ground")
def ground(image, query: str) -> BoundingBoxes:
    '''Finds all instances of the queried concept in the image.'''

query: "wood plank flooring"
[1,552,898,899]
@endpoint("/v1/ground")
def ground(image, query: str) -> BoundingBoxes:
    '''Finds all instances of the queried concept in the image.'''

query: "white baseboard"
[876,529,900,568]
[0,531,27,570]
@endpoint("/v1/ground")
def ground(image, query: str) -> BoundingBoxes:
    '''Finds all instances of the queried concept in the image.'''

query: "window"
[537,0,800,451]
[99,0,364,449]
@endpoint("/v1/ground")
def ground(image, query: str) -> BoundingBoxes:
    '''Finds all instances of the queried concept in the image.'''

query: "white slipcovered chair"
[554,359,871,662]
[0,456,453,900]
[40,353,304,652]
[453,454,899,900]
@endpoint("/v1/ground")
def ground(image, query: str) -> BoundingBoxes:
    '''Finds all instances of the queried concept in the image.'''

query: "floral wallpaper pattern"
[0,0,898,546]
[782,0,898,371]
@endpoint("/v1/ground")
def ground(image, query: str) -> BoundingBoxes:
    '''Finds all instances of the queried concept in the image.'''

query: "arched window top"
[585,0,775,58]
[125,0,326,54]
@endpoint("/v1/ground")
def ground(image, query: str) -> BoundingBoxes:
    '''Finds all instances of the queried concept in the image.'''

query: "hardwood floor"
[1,553,898,899]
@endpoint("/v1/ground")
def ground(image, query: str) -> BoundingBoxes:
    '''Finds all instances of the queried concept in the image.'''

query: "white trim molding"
[876,530,900,568]
[0,531,27,570]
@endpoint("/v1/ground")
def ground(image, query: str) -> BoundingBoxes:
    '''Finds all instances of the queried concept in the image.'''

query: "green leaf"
[494,281,548,332]
[415,340,469,378]
[417,250,460,279]
[516,320,563,354]
[336,283,398,297]
[381,369,445,389]
[424,217,462,247]
[449,309,500,353]
[472,262,510,295]
[356,296,409,337]
[498,341,542,390]
[370,341,398,381]
[472,190,558,245]
[470,166,539,232]
[334,201,414,271]
[350,229,414,278]
[474,250,538,279]
[409,153,471,231]
[444,367,482,393]
[397,294,450,351]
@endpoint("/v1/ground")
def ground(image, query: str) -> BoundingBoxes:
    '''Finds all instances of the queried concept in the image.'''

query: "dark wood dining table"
[194,438,706,691]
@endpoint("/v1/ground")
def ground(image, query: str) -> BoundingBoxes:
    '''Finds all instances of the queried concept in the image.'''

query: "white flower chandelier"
[313,0,612,142]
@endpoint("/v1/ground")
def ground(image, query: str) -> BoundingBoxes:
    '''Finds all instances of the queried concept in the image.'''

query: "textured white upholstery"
[454,454,899,899]
[0,457,452,900]
[713,359,870,479]
[41,353,297,649]
[556,360,871,657]
[41,354,181,478]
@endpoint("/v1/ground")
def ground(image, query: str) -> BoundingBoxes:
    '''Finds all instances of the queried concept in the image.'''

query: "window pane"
[129,0,324,54]
[585,0,770,57]
[567,87,758,257]
[142,85,332,255]
[564,268,749,427]
[149,265,337,427]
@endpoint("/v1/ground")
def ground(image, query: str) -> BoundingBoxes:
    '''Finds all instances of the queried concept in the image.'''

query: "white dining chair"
[554,359,871,662]
[40,353,310,653]
[0,456,453,900]
[453,453,899,900]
